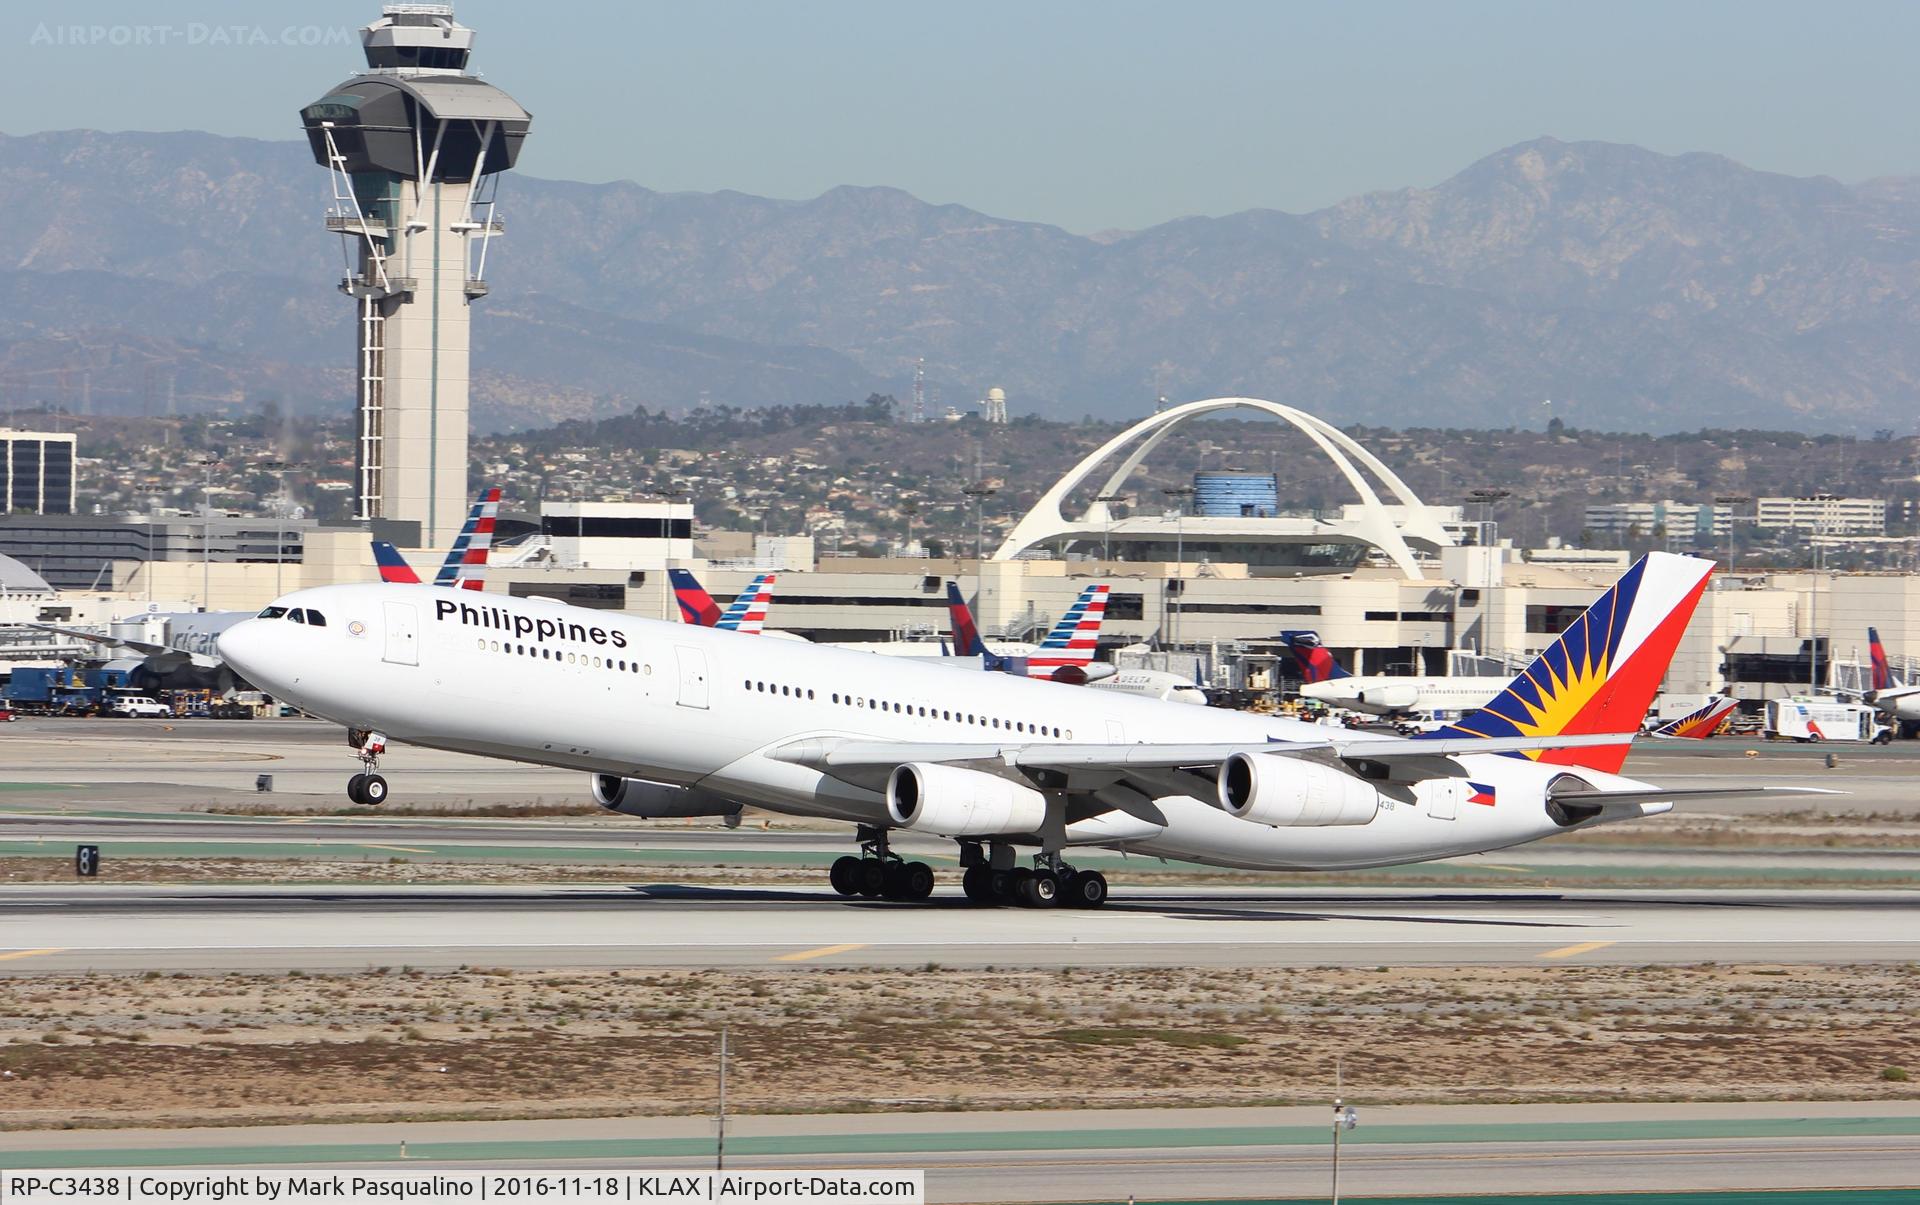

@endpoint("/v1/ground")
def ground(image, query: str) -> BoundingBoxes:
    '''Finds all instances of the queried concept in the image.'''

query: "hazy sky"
[6,1,1918,232]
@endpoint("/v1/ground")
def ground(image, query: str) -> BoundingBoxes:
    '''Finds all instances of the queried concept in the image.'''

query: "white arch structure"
[992,397,1454,579]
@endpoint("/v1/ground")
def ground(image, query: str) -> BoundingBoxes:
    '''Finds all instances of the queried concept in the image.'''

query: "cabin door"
[382,602,418,666]
[675,646,710,709]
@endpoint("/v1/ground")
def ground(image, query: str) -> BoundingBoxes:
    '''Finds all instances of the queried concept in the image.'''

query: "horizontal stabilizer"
[1551,785,1843,807]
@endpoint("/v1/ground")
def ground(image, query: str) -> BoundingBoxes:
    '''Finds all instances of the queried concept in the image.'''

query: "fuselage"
[1299,674,1505,716]
[217,584,1660,873]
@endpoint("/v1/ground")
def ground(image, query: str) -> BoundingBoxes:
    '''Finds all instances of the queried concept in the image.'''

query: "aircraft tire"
[986,868,1013,902]
[360,774,389,805]
[882,861,911,898]
[903,861,935,900]
[961,865,993,903]
[1068,870,1108,908]
[1006,867,1034,906]
[346,774,368,805]
[855,858,888,897]
[829,855,861,896]
[1022,870,1060,907]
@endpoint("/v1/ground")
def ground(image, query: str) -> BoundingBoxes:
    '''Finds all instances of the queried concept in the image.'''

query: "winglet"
[372,540,421,585]
[1419,552,1716,773]
[1652,694,1739,740]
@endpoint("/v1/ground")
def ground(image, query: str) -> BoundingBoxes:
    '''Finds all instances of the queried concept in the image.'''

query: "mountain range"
[2,129,1917,433]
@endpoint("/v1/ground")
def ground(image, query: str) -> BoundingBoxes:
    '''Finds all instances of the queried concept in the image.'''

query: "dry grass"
[0,962,1915,1132]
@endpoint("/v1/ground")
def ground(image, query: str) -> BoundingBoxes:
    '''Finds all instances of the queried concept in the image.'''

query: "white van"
[1764,696,1891,744]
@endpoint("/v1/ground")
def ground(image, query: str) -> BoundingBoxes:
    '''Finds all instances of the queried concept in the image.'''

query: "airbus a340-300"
[216,552,1818,907]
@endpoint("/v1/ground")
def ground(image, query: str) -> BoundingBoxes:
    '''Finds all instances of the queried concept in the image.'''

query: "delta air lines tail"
[1280,631,1351,684]
[945,583,986,657]
[1420,551,1715,773]
[1869,627,1895,693]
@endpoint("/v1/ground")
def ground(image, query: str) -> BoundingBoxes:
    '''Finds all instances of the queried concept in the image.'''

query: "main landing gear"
[958,842,1107,909]
[829,825,935,901]
[345,729,389,806]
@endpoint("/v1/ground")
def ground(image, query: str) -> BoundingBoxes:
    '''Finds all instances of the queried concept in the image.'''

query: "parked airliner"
[217,552,1816,907]
[1282,631,1505,716]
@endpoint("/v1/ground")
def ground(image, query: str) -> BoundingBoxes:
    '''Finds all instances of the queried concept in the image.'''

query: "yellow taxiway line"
[774,943,868,963]
[361,843,435,854]
[1539,939,1617,960]
[0,948,64,962]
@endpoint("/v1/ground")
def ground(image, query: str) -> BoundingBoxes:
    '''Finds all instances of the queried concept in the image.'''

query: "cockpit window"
[305,610,327,627]
[287,609,307,625]
[257,606,289,619]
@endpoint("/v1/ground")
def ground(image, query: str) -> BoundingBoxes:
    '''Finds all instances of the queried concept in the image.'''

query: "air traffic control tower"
[300,4,530,547]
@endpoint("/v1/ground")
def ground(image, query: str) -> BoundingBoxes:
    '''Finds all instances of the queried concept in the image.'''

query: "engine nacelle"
[590,774,741,821]
[1357,684,1421,712]
[886,762,1047,837]
[1217,753,1382,827]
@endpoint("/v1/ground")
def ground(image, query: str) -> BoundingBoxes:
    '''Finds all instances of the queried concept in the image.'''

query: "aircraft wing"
[1870,684,1920,705]
[25,624,210,670]
[768,732,1631,793]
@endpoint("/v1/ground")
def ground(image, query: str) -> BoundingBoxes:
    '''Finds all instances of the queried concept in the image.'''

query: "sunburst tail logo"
[1418,552,1716,773]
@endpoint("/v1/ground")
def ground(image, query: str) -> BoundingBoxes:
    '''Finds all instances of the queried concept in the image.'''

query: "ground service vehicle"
[1764,696,1892,744]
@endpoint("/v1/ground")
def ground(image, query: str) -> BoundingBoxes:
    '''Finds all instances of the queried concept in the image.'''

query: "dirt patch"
[0,963,1915,1131]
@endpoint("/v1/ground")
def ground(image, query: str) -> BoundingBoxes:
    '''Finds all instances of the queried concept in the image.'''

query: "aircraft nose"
[215,619,272,683]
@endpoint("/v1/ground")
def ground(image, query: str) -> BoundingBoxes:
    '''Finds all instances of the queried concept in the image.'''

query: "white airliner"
[216,552,1816,908]
[1282,631,1505,717]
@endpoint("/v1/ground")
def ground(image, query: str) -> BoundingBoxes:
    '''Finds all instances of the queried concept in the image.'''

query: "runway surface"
[2,882,1915,973]
[3,1104,1916,1198]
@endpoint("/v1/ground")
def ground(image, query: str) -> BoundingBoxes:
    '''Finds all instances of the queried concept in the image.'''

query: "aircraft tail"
[1417,552,1715,773]
[433,486,501,591]
[1869,627,1895,693]
[946,582,986,657]
[1028,584,1108,672]
[1652,694,1739,740]
[1280,630,1351,683]
[371,541,421,585]
[669,569,723,627]
[717,573,776,635]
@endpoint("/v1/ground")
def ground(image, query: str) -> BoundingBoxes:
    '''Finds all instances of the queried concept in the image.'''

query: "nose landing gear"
[345,729,389,805]
[828,825,934,901]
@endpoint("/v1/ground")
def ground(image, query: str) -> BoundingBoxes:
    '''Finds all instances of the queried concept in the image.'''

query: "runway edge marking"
[1539,939,1618,960]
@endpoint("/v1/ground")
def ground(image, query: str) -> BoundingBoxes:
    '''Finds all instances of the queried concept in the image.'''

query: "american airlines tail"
[433,487,502,591]
[1279,630,1351,683]
[1420,551,1715,773]
[1651,694,1739,740]
[716,573,776,634]
[1026,584,1109,674]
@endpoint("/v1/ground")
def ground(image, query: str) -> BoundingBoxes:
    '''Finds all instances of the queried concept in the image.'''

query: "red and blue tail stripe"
[717,573,776,634]
[1869,628,1894,693]
[946,582,986,657]
[1026,584,1108,674]
[434,487,501,591]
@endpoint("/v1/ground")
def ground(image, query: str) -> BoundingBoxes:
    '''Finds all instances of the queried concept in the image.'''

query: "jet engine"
[1356,684,1421,712]
[1217,753,1382,827]
[590,774,741,822]
[886,762,1047,837]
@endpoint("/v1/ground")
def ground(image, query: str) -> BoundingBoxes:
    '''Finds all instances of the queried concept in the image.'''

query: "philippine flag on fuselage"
[1466,782,1497,806]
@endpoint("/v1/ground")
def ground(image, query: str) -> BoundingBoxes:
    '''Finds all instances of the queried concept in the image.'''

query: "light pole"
[1162,485,1194,647]
[1714,495,1750,574]
[261,460,304,597]
[1330,1060,1358,1204]
[962,484,997,563]
[198,456,221,610]
[1095,493,1131,563]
